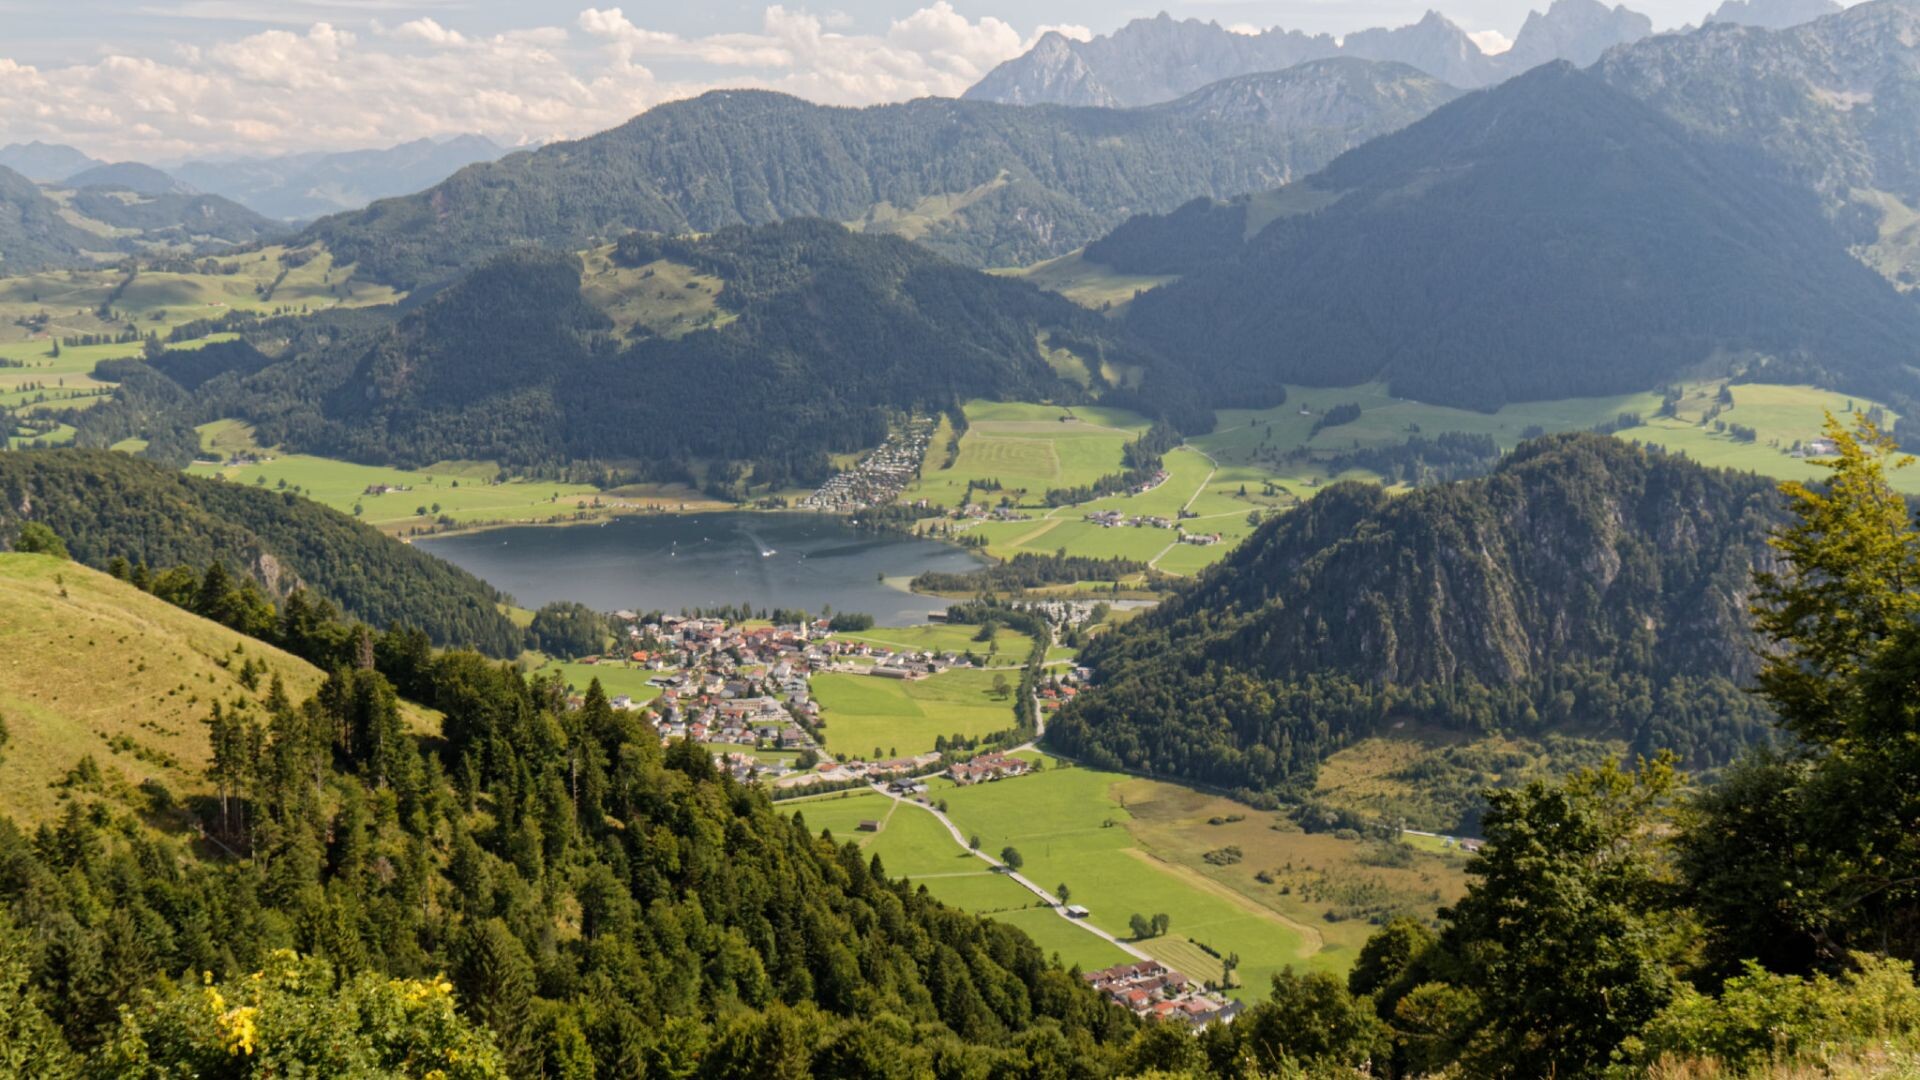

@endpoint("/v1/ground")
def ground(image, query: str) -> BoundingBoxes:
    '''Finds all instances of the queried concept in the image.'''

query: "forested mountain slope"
[1096,63,1920,411]
[0,558,1142,1073]
[0,450,523,654]
[307,73,1458,287]
[108,220,1200,483]
[1049,436,1783,804]
[0,164,105,271]
[1597,0,1920,288]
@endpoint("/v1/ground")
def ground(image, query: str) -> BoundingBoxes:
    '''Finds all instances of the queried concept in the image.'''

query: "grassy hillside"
[0,552,324,824]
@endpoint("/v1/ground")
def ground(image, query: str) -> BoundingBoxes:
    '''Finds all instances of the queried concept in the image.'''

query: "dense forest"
[4,415,1919,1077]
[0,449,524,655]
[1050,435,1784,817]
[81,221,1208,478]
[307,74,1456,287]
[1101,64,1920,413]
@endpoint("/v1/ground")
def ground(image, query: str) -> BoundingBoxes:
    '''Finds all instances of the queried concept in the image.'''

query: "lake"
[417,512,986,626]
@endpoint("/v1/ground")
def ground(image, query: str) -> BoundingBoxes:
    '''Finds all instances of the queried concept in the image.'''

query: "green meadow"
[811,668,1021,758]
[828,623,1035,664]
[529,658,668,705]
[186,421,615,533]
[907,400,1150,510]
[783,789,1132,970]
[935,756,1318,995]
[931,755,1469,993]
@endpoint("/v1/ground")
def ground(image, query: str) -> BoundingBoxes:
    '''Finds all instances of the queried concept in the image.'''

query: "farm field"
[0,553,326,824]
[529,658,668,705]
[907,400,1150,511]
[828,623,1035,665]
[186,421,620,533]
[933,754,1471,993]
[1198,380,1914,494]
[783,789,1133,970]
[811,668,1021,758]
[2,249,400,448]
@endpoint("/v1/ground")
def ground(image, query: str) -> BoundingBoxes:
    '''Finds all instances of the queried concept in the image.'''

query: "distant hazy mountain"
[966,14,1341,107]
[62,188,290,247]
[172,135,506,221]
[0,165,105,271]
[1705,0,1843,28]
[1503,0,1654,69]
[309,70,1460,287]
[64,161,195,197]
[1093,63,1920,411]
[965,1,1655,106]
[1597,0,1920,285]
[0,141,103,183]
[1342,10,1505,88]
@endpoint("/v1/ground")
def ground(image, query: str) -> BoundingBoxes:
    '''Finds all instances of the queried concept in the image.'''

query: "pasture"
[783,789,1133,970]
[528,658,668,706]
[0,553,326,824]
[907,400,1149,511]
[186,422,618,533]
[829,623,1035,665]
[811,668,1020,758]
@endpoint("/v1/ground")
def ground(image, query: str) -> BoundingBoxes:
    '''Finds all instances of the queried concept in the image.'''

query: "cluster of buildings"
[362,482,414,495]
[584,612,1009,789]
[1085,509,1174,529]
[1084,961,1242,1027]
[799,420,935,511]
[948,752,1033,785]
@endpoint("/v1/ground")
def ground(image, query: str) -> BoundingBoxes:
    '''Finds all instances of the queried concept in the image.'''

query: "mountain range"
[83,220,1203,485]
[0,140,103,182]
[0,161,289,269]
[170,134,508,221]
[965,0,1652,107]
[306,68,1459,286]
[1093,61,1920,412]
[1596,0,1920,287]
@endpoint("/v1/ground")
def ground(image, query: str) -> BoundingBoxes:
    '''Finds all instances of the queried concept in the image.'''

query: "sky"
[0,0,1849,162]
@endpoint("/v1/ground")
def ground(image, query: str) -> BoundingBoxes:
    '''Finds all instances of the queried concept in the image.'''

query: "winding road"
[868,777,1153,961]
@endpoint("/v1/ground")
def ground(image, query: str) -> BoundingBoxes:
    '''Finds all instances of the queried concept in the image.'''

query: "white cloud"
[0,4,1059,161]
[1468,29,1514,54]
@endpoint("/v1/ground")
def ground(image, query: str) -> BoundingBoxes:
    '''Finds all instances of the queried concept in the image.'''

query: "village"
[798,417,937,511]
[567,609,1085,791]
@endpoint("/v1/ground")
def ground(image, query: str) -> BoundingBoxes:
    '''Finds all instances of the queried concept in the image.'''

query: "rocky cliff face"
[1502,0,1654,71]
[966,1,1659,106]
[967,13,1339,107]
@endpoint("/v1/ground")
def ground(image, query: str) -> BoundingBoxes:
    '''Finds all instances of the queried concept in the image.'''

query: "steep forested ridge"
[307,76,1457,286]
[110,221,1203,478]
[1050,436,1783,805]
[0,449,523,654]
[1101,63,1920,412]
[0,572,1140,1073]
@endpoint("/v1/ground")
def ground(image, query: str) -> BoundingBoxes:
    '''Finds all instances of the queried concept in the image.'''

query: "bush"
[1626,955,1920,1073]
[13,522,67,558]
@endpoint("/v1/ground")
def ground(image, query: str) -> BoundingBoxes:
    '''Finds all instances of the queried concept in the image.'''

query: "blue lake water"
[418,512,984,625]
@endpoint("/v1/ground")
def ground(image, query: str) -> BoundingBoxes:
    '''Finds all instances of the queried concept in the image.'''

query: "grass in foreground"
[0,553,325,824]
